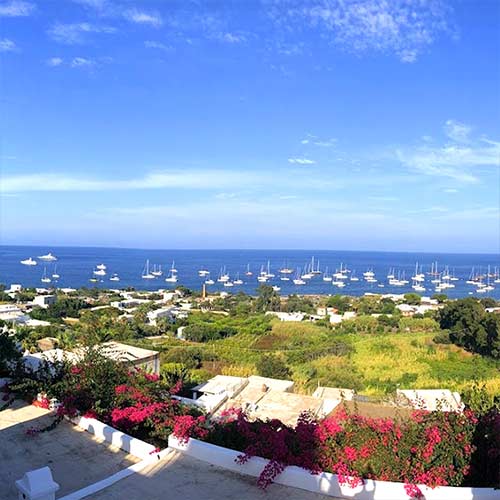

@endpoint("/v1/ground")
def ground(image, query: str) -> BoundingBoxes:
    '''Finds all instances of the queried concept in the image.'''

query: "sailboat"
[245,264,253,276]
[141,260,155,279]
[165,262,178,283]
[52,265,60,279]
[265,260,275,278]
[233,273,243,285]
[20,257,37,266]
[41,267,51,283]
[322,267,332,282]
[293,268,306,285]
[311,256,322,275]
[279,261,294,274]
[151,264,163,277]
[198,268,210,277]
[94,267,106,276]
[204,273,215,285]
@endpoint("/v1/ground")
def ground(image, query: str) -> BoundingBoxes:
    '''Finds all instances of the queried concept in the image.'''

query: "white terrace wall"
[168,436,498,500]
[70,416,157,460]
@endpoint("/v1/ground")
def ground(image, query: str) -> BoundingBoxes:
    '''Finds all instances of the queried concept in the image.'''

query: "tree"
[404,293,422,305]
[285,295,314,313]
[254,285,280,313]
[255,354,291,379]
[0,333,21,376]
[432,293,448,303]
[439,298,499,358]
[326,295,351,313]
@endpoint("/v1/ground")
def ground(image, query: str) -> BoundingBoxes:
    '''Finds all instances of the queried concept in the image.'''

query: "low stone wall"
[168,435,498,500]
[70,416,158,460]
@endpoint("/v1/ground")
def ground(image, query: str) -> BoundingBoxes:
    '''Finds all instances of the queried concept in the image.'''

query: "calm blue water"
[1,246,499,299]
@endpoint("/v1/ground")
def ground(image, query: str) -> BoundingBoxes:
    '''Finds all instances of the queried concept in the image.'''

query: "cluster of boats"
[19,252,499,294]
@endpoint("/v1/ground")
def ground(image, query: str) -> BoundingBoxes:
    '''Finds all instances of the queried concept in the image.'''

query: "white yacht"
[245,264,253,276]
[110,274,120,282]
[170,261,178,273]
[198,268,210,277]
[141,260,155,279]
[96,263,107,270]
[272,285,281,292]
[204,278,215,285]
[279,261,294,274]
[223,281,234,287]
[20,257,37,266]
[233,274,243,285]
[94,268,107,276]
[38,252,57,262]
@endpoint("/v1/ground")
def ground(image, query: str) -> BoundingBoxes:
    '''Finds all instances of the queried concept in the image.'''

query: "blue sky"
[1,0,499,253]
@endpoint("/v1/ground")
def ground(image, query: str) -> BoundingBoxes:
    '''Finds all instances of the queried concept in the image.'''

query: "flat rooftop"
[91,450,336,500]
[0,401,139,500]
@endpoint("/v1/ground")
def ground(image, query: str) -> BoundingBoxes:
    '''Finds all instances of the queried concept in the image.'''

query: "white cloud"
[124,8,162,27]
[443,188,458,193]
[0,38,17,52]
[71,0,108,9]
[444,119,472,143]
[48,22,116,44]
[144,40,173,51]
[288,158,316,165]
[70,57,95,68]
[301,135,337,147]
[221,32,246,43]
[269,0,456,63]
[0,0,35,17]
[397,122,500,183]
[1,170,261,193]
[46,57,63,67]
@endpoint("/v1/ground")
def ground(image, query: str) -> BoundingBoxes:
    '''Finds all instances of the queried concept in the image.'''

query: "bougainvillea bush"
[13,347,207,448]
[198,405,498,493]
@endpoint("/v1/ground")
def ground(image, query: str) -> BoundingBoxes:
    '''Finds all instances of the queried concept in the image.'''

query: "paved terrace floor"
[92,450,338,500]
[0,401,139,500]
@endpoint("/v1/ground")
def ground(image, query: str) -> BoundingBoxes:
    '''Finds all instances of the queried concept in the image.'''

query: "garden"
[1,346,498,496]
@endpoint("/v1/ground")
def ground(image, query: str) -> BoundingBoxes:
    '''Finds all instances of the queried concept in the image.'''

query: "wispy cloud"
[288,157,316,165]
[46,57,63,67]
[397,121,500,182]
[71,0,108,9]
[0,38,17,52]
[0,0,35,17]
[124,8,162,27]
[47,22,116,44]
[70,57,95,68]
[144,40,173,51]
[220,32,246,43]
[444,119,472,143]
[268,0,456,63]
[1,170,261,193]
[301,135,337,147]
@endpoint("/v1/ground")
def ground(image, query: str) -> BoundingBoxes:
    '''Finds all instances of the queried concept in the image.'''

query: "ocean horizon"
[1,245,499,299]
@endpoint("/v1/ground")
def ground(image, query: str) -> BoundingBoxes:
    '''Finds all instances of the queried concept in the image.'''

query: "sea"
[1,246,499,299]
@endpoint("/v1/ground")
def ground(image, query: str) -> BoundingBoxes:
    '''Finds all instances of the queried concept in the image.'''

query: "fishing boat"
[41,267,51,283]
[20,257,37,266]
[38,252,57,261]
[141,260,155,279]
